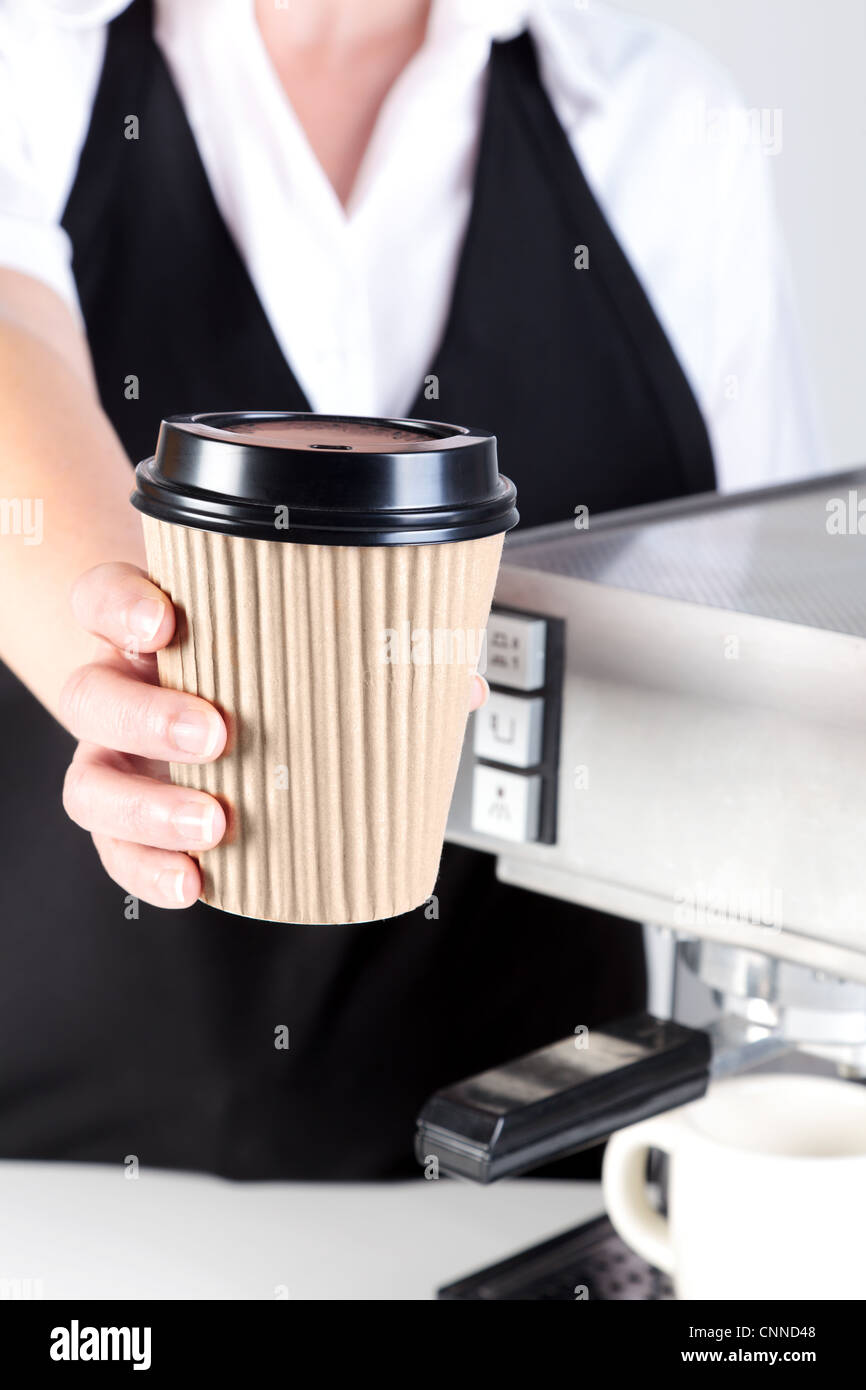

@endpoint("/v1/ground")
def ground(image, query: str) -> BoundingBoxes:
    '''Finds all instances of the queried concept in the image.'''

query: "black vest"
[0,0,714,1179]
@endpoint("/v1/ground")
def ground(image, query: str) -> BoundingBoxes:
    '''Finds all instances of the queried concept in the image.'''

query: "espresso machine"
[419,466,866,1298]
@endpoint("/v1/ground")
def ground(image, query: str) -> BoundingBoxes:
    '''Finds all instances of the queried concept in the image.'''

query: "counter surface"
[0,1161,603,1300]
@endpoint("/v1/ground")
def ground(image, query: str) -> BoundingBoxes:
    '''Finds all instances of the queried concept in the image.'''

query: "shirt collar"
[31,0,130,26]
[34,0,606,113]
[428,0,605,110]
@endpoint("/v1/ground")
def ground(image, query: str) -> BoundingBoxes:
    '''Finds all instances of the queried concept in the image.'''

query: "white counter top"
[0,1161,603,1300]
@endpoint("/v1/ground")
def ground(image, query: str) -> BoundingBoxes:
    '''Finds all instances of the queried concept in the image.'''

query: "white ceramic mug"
[602,1073,866,1300]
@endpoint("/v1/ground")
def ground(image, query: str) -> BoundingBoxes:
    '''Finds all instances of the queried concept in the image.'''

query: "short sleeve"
[0,0,110,311]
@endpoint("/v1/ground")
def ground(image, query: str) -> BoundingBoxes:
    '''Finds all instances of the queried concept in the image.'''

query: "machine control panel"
[484,611,548,691]
[454,605,564,847]
[470,765,543,843]
[472,691,545,768]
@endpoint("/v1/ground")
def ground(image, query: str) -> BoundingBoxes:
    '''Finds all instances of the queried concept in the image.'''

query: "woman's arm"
[0,269,151,715]
[0,269,230,907]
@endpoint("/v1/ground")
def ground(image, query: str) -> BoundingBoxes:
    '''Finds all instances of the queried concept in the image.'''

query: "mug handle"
[601,1111,687,1277]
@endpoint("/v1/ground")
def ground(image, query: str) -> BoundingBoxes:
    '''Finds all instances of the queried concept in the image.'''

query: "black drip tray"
[438,1215,674,1301]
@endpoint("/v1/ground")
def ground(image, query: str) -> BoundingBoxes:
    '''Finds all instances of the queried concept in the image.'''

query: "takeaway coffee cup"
[132,412,517,924]
[602,1073,866,1300]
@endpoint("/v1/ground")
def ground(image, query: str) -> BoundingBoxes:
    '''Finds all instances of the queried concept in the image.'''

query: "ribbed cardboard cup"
[133,413,517,924]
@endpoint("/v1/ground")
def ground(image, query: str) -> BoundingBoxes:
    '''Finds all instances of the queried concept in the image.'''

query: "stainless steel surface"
[683,938,866,1018]
[447,468,866,983]
[683,939,866,1074]
[704,1013,791,1080]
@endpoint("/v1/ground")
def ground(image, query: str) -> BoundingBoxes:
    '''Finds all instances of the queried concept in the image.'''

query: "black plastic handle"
[414,1012,711,1183]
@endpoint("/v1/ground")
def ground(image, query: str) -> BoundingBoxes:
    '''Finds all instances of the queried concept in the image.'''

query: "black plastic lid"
[131,412,518,546]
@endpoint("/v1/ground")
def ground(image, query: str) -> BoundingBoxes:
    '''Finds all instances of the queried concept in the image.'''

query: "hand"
[60,562,490,911]
[60,562,228,909]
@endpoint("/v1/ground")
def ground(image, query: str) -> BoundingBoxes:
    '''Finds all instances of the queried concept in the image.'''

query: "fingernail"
[128,597,165,642]
[158,868,189,904]
[472,675,490,710]
[172,800,219,845]
[170,708,222,757]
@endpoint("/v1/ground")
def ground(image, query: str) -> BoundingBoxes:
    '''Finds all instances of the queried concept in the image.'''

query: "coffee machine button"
[473,692,544,767]
[470,765,542,842]
[485,612,547,691]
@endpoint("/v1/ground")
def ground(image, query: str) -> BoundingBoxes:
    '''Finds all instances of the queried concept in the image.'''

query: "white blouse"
[0,0,824,491]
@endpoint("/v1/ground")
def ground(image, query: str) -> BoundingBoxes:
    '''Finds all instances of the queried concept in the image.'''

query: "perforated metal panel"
[506,468,866,636]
